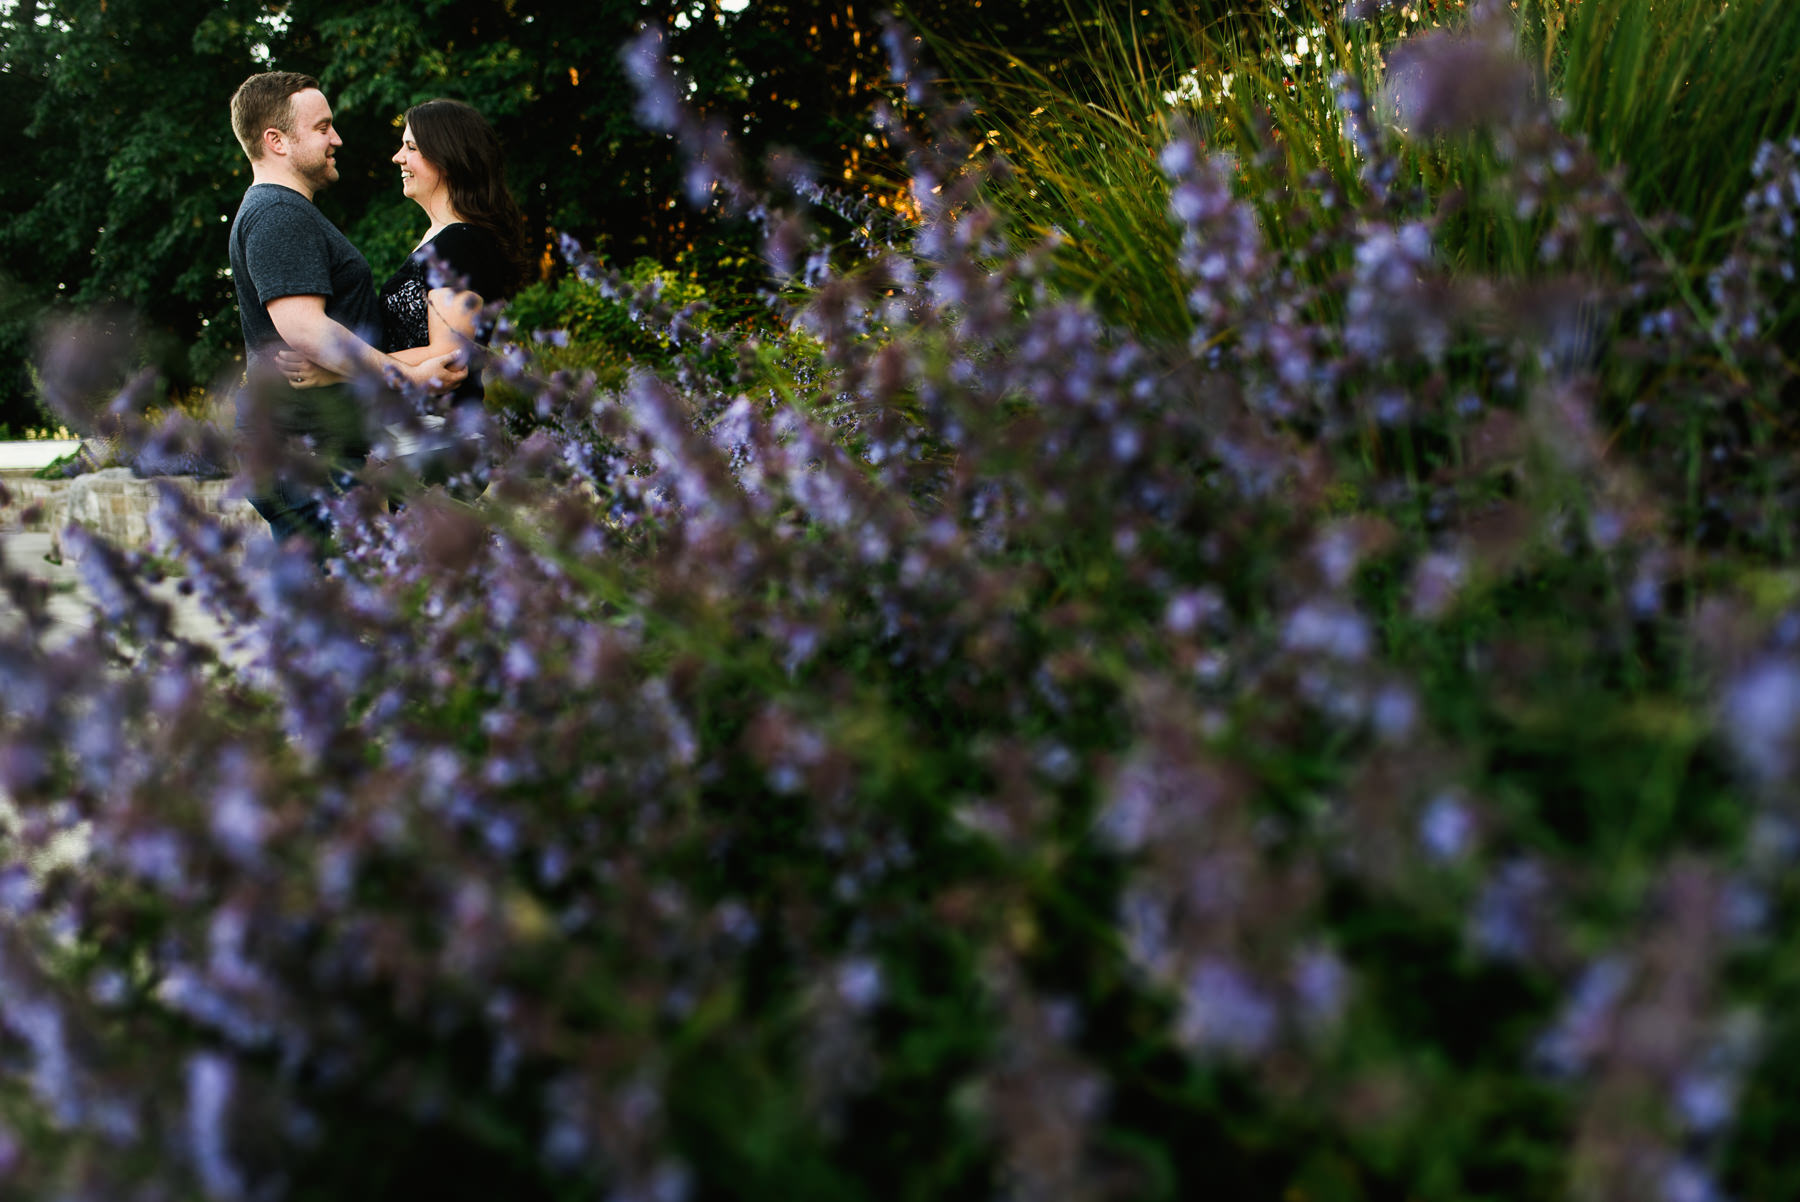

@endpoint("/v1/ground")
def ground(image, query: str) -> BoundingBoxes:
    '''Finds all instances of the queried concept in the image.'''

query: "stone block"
[0,476,66,531]
[44,469,259,562]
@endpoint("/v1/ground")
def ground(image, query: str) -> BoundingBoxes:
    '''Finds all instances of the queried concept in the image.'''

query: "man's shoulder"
[235,184,322,229]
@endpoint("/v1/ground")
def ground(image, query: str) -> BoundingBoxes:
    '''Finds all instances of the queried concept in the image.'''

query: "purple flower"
[1411,551,1466,619]
[835,959,884,1011]
[1471,859,1549,962]
[1419,793,1474,862]
[1534,955,1631,1076]
[1284,601,1373,662]
[1660,1159,1725,1202]
[187,1054,246,1201]
[1675,1071,1737,1135]
[1721,656,1800,784]
[1371,683,1419,742]
[1163,588,1225,636]
[1291,947,1349,1032]
[1178,959,1277,1059]
[1384,13,1535,138]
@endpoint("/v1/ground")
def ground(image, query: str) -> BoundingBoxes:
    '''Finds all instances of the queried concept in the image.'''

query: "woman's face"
[392,123,445,207]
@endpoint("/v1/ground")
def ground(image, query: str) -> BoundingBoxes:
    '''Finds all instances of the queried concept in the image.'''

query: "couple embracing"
[226,72,529,549]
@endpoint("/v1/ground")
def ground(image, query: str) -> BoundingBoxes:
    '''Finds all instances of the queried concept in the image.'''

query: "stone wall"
[1,469,258,560]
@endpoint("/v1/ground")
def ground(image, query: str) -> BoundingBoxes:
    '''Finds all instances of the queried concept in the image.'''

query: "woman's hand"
[272,348,345,390]
[386,350,469,395]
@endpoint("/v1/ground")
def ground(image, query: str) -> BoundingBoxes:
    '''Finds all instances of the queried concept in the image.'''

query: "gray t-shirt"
[229,183,381,449]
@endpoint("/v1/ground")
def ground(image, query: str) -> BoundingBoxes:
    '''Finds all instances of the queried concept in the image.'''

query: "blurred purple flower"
[1371,683,1419,742]
[1419,793,1474,862]
[1471,859,1549,962]
[1178,960,1277,1059]
[187,1054,246,1201]
[1163,587,1225,637]
[1534,955,1631,1076]
[1284,601,1373,662]
[1384,10,1535,138]
[835,959,884,1011]
[1674,1071,1737,1135]
[623,30,681,133]
[1660,1158,1725,1202]
[1411,551,1466,619]
[1291,947,1349,1032]
[1720,656,1800,785]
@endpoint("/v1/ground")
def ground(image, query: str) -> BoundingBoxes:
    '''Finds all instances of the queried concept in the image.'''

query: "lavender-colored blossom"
[186,1054,246,1201]
[1100,762,1157,852]
[1410,551,1466,619]
[1283,601,1373,662]
[1384,9,1535,138]
[1674,1071,1737,1135]
[1117,888,1172,979]
[1178,960,1278,1059]
[211,761,268,864]
[1163,587,1225,636]
[1291,947,1349,1032]
[1370,683,1418,742]
[5,997,77,1124]
[1534,955,1631,1076]
[1718,879,1769,938]
[1471,859,1549,962]
[1659,1159,1725,1202]
[1720,656,1800,785]
[622,31,681,133]
[835,959,884,1011]
[1419,793,1474,862]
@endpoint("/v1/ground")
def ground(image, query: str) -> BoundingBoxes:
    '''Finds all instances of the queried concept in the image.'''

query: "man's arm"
[266,295,466,391]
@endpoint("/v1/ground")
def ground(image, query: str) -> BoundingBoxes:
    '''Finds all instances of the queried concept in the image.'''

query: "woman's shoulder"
[424,222,501,253]
[418,223,510,295]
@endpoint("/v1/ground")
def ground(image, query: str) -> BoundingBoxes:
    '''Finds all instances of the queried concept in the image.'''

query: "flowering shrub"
[497,256,720,398]
[3,5,1799,1201]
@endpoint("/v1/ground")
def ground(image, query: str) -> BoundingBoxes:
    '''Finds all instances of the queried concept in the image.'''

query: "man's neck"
[249,160,314,202]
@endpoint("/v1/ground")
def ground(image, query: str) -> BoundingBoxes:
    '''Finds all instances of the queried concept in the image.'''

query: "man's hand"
[272,348,345,390]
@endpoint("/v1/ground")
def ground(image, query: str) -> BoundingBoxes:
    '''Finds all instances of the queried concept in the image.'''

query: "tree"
[0,0,280,424]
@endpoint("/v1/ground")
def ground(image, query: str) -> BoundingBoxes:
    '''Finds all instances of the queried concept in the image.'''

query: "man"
[227,71,465,548]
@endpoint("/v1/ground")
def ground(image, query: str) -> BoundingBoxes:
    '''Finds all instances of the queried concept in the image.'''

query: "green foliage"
[483,257,714,413]
[0,0,264,410]
[942,0,1800,349]
[514,259,708,361]
[1537,0,1800,281]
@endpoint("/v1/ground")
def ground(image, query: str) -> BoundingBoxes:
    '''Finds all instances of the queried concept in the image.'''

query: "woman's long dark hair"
[406,99,531,296]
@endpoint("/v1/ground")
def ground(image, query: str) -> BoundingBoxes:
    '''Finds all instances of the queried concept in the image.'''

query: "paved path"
[1,529,254,858]
[0,529,250,661]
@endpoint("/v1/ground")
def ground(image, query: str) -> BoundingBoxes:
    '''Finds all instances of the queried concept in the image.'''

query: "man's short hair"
[230,72,322,160]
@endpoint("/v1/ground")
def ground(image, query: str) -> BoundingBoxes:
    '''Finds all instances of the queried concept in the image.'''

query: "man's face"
[282,88,342,192]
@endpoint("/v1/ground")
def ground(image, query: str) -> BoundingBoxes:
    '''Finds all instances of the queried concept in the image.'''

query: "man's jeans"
[247,458,364,556]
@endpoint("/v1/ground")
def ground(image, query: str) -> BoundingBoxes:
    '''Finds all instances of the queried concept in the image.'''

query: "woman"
[280,99,529,400]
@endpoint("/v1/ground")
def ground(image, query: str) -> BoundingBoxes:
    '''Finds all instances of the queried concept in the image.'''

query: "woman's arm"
[387,286,485,366]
